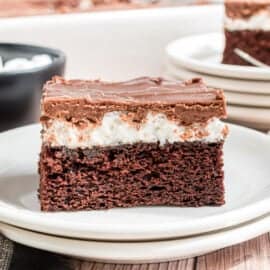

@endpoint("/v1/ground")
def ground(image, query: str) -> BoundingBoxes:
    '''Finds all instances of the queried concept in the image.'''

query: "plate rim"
[221,91,270,108]
[1,213,270,263]
[165,60,270,94]
[166,32,270,81]
[0,124,269,241]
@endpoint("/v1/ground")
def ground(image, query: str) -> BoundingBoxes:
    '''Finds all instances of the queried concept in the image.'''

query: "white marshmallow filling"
[42,111,228,149]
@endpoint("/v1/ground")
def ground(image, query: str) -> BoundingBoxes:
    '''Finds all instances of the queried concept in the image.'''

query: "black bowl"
[0,43,66,131]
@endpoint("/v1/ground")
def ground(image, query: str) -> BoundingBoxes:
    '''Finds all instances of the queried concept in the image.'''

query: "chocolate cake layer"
[222,29,270,65]
[41,77,226,125]
[39,141,225,211]
[225,0,270,19]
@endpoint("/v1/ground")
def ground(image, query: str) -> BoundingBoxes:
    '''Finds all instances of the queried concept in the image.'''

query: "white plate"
[164,61,270,94]
[166,33,270,81]
[2,213,270,263]
[164,70,270,108]
[0,124,269,241]
[224,91,270,108]
[228,106,270,131]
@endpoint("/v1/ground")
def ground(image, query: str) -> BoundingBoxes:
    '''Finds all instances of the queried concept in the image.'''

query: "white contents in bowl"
[4,58,34,71]
[31,54,53,68]
[1,54,52,72]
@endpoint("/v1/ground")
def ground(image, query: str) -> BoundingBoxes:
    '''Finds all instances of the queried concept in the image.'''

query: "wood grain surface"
[8,233,270,269]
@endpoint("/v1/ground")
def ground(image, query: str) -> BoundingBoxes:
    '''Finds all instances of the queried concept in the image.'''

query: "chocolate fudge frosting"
[225,0,270,19]
[41,77,226,125]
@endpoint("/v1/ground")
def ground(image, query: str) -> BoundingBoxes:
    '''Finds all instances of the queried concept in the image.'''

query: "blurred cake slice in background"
[0,0,84,17]
[223,0,270,66]
[0,0,221,18]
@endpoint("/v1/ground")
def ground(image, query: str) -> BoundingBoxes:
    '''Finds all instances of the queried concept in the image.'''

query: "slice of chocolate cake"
[223,0,270,66]
[39,76,228,211]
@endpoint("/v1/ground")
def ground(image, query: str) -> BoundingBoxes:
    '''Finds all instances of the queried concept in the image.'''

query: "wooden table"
[8,233,270,270]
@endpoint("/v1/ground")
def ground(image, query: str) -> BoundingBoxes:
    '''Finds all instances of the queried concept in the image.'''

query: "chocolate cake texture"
[223,0,270,66]
[39,76,228,211]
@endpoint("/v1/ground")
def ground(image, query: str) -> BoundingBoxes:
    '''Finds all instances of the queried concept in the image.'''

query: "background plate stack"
[165,32,270,131]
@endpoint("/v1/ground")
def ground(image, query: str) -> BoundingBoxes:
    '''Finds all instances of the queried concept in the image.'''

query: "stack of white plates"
[165,33,270,131]
[0,124,270,263]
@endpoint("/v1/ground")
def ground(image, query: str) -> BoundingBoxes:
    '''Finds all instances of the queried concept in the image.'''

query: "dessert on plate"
[39,76,228,211]
[223,0,270,66]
